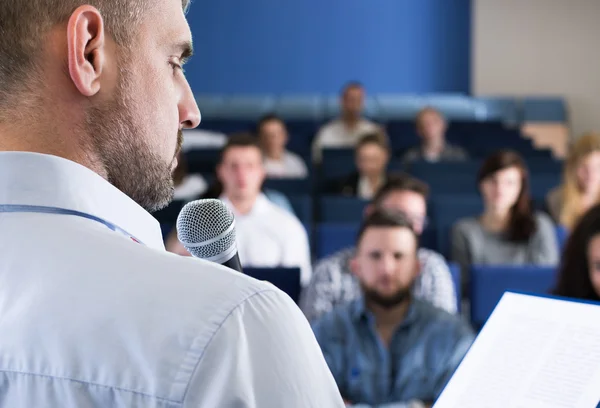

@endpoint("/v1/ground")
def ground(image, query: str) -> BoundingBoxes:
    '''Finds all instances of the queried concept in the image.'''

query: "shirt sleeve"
[450,222,471,275]
[432,324,476,399]
[183,289,345,408]
[530,213,560,265]
[299,256,343,322]
[419,252,458,314]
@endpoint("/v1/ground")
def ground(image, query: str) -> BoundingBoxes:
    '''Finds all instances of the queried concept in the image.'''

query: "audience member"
[257,113,308,179]
[172,151,208,201]
[217,134,312,285]
[170,134,312,285]
[313,81,380,162]
[331,132,391,199]
[554,203,600,302]
[451,150,559,284]
[311,210,474,407]
[302,174,458,321]
[402,107,468,164]
[546,132,600,230]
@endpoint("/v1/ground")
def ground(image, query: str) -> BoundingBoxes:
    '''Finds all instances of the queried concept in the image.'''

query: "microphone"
[176,198,243,273]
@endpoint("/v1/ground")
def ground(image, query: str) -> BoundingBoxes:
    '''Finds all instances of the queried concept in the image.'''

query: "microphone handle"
[222,252,243,273]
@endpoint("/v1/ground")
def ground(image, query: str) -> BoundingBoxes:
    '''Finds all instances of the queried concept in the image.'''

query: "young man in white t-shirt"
[313,81,380,162]
[257,114,308,179]
[218,134,312,286]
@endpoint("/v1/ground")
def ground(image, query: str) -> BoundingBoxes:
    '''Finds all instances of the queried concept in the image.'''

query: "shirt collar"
[219,193,270,217]
[0,152,165,250]
[350,295,421,328]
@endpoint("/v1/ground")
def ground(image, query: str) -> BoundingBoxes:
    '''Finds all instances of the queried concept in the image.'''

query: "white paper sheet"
[434,292,600,408]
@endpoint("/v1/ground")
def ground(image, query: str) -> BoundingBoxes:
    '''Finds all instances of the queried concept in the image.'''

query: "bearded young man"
[0,1,343,407]
[312,210,474,408]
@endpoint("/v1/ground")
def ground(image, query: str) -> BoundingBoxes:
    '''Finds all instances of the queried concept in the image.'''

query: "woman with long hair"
[554,203,600,302]
[546,132,600,230]
[451,150,559,275]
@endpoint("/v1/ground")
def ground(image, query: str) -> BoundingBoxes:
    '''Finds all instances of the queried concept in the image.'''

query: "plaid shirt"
[300,247,457,322]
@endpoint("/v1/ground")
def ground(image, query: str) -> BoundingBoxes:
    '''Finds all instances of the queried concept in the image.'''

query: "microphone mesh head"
[176,199,237,260]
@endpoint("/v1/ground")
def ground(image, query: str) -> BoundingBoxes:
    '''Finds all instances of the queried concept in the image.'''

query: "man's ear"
[67,6,106,97]
[363,204,374,218]
[414,257,422,278]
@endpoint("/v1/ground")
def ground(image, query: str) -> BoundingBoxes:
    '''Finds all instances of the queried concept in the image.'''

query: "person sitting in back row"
[312,209,474,407]
[169,134,313,286]
[257,113,308,179]
[553,202,600,302]
[546,132,600,230]
[451,150,559,288]
[331,131,391,200]
[402,107,468,164]
[313,81,380,163]
[302,174,458,321]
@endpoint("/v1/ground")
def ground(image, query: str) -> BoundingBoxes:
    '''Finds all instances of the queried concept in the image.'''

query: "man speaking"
[0,1,343,407]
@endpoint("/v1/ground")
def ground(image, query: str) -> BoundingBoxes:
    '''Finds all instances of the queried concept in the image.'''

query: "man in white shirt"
[0,1,343,407]
[257,113,308,179]
[313,81,380,162]
[217,134,313,286]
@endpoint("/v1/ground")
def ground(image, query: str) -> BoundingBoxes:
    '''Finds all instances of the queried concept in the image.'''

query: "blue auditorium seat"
[377,95,425,120]
[425,95,477,121]
[472,97,519,123]
[529,173,561,202]
[319,196,368,222]
[316,223,359,259]
[274,96,324,120]
[522,97,567,122]
[263,178,312,195]
[184,149,220,174]
[288,194,313,225]
[431,194,483,258]
[222,95,276,119]
[385,120,420,152]
[194,95,228,118]
[555,225,568,251]
[470,265,557,327]
[197,119,254,135]
[243,267,301,304]
[448,263,462,312]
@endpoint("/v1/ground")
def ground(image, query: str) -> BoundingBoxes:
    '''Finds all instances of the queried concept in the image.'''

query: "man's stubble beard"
[84,65,182,213]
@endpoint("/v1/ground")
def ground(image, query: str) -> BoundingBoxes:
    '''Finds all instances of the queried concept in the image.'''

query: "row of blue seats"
[195,95,567,123]
[194,119,554,158]
[184,149,560,182]
[156,196,568,260]
[245,265,561,329]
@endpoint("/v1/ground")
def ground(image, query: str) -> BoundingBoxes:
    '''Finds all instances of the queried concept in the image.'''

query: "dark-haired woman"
[451,150,559,276]
[554,203,600,302]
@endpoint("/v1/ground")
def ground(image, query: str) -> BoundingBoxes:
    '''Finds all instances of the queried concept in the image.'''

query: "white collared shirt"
[263,150,308,179]
[221,193,313,286]
[312,118,379,162]
[0,152,343,408]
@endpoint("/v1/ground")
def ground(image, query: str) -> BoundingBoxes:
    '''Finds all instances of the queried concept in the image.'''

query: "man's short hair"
[255,113,285,135]
[355,131,390,153]
[371,173,430,208]
[0,0,189,115]
[356,208,419,248]
[341,81,364,96]
[415,106,445,128]
[219,132,262,163]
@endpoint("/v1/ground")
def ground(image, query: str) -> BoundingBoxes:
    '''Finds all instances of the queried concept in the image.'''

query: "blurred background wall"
[472,0,600,138]
[184,0,471,94]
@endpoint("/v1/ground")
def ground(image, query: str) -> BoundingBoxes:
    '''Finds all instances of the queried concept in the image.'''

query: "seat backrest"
[288,194,313,225]
[470,265,557,327]
[243,267,302,304]
[319,196,369,223]
[316,223,359,259]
